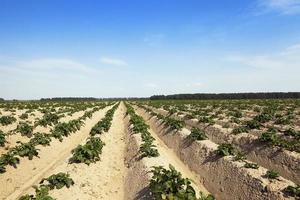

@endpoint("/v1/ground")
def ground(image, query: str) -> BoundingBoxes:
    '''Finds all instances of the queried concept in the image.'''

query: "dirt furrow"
[1,106,112,200]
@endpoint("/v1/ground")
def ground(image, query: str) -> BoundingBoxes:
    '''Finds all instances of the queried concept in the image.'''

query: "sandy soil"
[41,103,127,200]
[1,106,112,200]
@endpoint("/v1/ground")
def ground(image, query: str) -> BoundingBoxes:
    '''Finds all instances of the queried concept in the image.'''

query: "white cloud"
[258,0,300,14]
[100,57,128,66]
[226,43,300,70]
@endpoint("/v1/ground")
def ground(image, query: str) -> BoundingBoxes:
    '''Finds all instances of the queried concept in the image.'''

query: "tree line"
[150,92,300,100]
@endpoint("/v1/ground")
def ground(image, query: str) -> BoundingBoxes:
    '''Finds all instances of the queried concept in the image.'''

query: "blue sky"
[0,0,300,99]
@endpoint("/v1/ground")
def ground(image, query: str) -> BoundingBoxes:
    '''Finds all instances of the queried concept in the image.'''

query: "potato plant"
[70,137,105,165]
[188,128,208,141]
[40,172,74,190]
[13,142,39,160]
[19,186,54,200]
[150,165,214,200]
[0,115,16,125]
[16,122,34,137]
[0,152,20,173]
[0,130,6,146]
[126,103,159,158]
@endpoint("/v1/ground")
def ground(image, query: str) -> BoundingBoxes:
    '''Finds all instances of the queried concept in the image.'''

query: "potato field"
[0,99,299,200]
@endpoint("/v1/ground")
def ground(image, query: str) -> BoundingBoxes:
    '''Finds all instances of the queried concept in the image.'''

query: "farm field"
[0,99,300,200]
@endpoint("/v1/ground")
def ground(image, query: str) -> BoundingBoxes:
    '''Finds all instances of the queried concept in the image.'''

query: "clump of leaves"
[265,170,279,179]
[165,117,185,130]
[244,162,259,169]
[232,126,248,135]
[139,141,159,158]
[253,113,273,123]
[29,132,52,146]
[0,116,16,125]
[188,128,207,141]
[275,117,290,125]
[150,165,214,200]
[69,137,105,165]
[216,143,236,157]
[234,151,247,162]
[16,122,34,138]
[198,116,215,125]
[0,130,6,146]
[40,172,74,190]
[19,185,54,200]
[13,142,39,160]
[0,152,20,173]
[36,113,60,127]
[283,185,300,198]
[19,113,29,120]
[245,120,261,130]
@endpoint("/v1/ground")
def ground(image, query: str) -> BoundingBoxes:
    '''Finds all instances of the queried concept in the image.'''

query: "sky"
[0,0,300,99]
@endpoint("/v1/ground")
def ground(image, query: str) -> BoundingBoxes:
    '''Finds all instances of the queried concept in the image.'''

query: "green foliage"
[188,128,207,141]
[198,116,214,125]
[19,186,55,200]
[13,142,39,160]
[265,170,279,179]
[150,165,214,200]
[70,137,105,165]
[125,103,159,158]
[30,132,52,146]
[89,105,118,136]
[231,126,248,135]
[245,120,261,130]
[234,151,247,162]
[19,113,29,120]
[16,122,34,137]
[253,113,273,123]
[51,120,84,142]
[165,117,184,130]
[0,130,6,146]
[139,141,159,158]
[260,129,300,152]
[216,143,236,157]
[0,152,20,173]
[283,185,300,198]
[244,162,259,169]
[36,113,60,127]
[40,172,74,190]
[0,115,16,125]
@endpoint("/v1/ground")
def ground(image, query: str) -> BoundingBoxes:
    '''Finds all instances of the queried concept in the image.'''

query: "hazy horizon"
[1,0,300,100]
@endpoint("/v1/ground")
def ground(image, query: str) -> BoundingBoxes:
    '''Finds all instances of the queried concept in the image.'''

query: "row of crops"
[130,99,300,199]
[18,103,119,199]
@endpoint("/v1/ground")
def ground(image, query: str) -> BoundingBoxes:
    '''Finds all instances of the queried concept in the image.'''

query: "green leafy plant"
[165,117,184,130]
[188,128,207,141]
[30,132,52,146]
[265,170,279,179]
[0,152,20,173]
[16,122,34,138]
[231,126,248,135]
[13,142,39,160]
[40,172,74,190]
[283,185,300,198]
[150,165,214,200]
[244,162,259,169]
[216,143,236,157]
[0,130,6,146]
[19,186,54,200]
[19,113,29,120]
[139,141,159,158]
[234,151,247,162]
[69,137,105,165]
[0,115,16,125]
